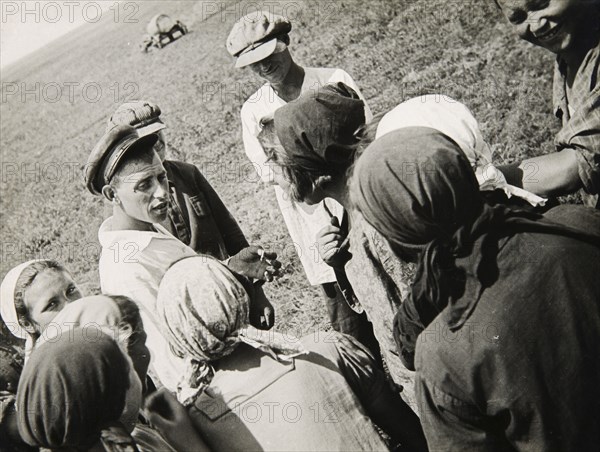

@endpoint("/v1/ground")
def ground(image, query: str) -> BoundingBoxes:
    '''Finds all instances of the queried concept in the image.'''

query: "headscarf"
[157,256,307,406]
[34,296,123,350]
[375,95,545,206]
[351,127,600,323]
[17,328,133,450]
[274,82,366,176]
[0,260,44,341]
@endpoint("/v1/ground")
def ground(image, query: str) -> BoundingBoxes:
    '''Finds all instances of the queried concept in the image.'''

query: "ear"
[101,184,118,203]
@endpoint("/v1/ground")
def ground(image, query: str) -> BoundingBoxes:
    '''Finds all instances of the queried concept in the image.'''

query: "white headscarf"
[1,260,45,341]
[376,95,546,206]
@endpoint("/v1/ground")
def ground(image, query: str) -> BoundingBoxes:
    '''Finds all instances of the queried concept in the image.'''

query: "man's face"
[113,152,170,225]
[497,0,590,55]
[249,49,293,84]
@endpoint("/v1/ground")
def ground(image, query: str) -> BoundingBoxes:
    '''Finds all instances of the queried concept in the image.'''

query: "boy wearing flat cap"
[85,125,276,392]
[227,12,373,338]
[495,0,600,208]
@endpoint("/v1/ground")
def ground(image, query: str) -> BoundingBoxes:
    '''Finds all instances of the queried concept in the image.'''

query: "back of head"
[157,256,250,362]
[274,82,366,174]
[350,126,483,255]
[17,328,130,449]
[265,82,366,201]
[35,295,123,349]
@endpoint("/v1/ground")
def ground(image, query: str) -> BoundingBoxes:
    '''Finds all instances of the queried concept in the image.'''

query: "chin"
[149,212,168,224]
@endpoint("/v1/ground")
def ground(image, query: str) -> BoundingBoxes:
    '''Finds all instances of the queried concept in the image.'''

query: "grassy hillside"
[0,0,557,348]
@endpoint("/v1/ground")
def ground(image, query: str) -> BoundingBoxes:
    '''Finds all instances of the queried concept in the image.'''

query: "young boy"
[227,12,374,338]
[496,0,600,207]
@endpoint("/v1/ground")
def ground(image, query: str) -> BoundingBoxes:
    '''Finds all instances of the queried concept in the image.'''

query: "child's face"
[497,0,590,55]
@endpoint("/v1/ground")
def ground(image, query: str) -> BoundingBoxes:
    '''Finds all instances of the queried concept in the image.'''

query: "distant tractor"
[141,14,188,52]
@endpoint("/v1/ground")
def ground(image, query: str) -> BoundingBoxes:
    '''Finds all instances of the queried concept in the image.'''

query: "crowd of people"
[1,1,599,450]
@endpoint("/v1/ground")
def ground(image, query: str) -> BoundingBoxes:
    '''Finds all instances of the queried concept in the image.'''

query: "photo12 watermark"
[1,81,139,104]
[1,1,140,25]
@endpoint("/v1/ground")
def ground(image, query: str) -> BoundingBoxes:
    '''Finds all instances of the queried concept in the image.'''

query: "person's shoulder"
[544,204,600,231]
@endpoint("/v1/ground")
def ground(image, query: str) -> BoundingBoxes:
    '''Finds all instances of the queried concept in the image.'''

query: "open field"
[0,0,558,349]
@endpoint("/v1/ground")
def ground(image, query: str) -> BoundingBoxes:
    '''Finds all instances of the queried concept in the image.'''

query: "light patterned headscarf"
[157,255,307,406]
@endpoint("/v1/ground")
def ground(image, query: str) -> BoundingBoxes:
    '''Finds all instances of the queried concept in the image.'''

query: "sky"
[1,1,122,69]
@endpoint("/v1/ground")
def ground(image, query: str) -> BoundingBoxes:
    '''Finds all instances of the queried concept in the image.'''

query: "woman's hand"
[144,388,211,452]
[228,246,282,282]
[316,217,349,268]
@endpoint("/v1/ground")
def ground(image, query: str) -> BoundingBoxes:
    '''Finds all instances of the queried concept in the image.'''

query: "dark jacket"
[161,160,248,260]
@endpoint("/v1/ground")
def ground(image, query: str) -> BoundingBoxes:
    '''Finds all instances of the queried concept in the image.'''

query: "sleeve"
[554,87,600,196]
[415,374,510,451]
[193,168,249,256]
[327,333,428,451]
[325,332,387,402]
[335,69,373,123]
[241,100,273,183]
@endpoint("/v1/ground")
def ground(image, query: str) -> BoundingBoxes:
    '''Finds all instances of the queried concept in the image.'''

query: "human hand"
[228,245,282,282]
[144,388,211,452]
[249,286,275,330]
[316,217,349,268]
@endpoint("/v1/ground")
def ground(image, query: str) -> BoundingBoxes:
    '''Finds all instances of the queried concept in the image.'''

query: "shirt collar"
[98,217,174,251]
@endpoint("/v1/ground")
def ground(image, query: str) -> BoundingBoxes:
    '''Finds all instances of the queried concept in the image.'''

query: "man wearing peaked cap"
[85,124,190,392]
[227,12,375,344]
[83,119,278,392]
[85,124,158,196]
[106,100,249,260]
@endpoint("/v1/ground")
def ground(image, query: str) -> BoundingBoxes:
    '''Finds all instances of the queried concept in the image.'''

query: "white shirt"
[241,67,372,285]
[98,217,196,392]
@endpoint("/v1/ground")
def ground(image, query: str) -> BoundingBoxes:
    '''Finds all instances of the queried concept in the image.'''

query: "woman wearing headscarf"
[0,259,82,357]
[259,82,539,405]
[350,126,600,449]
[32,294,200,452]
[17,327,141,451]
[156,255,427,451]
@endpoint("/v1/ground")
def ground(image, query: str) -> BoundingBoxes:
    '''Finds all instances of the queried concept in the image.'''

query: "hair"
[109,295,144,352]
[277,34,291,46]
[258,113,382,202]
[110,141,159,187]
[13,260,67,337]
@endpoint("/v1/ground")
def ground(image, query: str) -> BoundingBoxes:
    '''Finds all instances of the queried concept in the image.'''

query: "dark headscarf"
[274,82,366,175]
[350,127,600,367]
[17,328,131,450]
